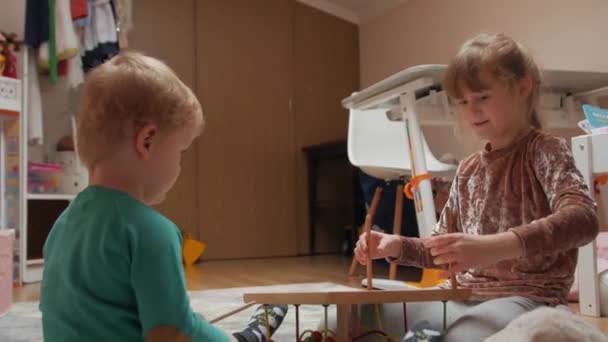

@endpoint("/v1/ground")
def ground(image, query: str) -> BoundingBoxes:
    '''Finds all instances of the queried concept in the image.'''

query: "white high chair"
[347,108,454,181]
[344,65,456,283]
[344,64,455,237]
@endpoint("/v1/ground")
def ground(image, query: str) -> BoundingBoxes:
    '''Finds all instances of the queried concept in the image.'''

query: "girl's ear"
[135,123,157,160]
[518,76,533,99]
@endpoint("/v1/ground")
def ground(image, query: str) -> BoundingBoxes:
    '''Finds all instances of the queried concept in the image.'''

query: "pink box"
[0,229,15,316]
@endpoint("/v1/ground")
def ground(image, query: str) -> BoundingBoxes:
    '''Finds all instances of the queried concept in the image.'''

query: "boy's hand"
[424,232,523,276]
[354,231,401,265]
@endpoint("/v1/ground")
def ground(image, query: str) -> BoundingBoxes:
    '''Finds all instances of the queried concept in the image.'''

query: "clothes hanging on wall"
[28,51,44,144]
[23,0,84,144]
[24,0,51,144]
[67,48,84,88]
[48,0,58,82]
[26,0,122,80]
[81,0,119,73]
[74,0,92,29]
[38,0,80,77]
[24,0,50,49]
[70,0,88,20]
[21,0,127,145]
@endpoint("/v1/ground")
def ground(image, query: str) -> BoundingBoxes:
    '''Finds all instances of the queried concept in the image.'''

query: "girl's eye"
[457,99,468,106]
[478,94,490,101]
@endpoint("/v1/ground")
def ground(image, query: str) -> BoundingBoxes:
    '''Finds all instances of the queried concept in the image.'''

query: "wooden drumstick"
[209,301,257,324]
[364,214,373,290]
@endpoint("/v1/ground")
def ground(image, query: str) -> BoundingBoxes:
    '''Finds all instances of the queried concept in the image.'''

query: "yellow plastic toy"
[182,233,206,267]
[405,268,446,288]
[0,54,5,75]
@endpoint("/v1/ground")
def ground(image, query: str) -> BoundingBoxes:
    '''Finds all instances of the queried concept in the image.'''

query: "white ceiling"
[298,0,407,24]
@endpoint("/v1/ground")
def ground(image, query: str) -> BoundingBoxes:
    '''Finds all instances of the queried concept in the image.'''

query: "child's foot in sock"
[403,321,442,342]
[233,304,288,342]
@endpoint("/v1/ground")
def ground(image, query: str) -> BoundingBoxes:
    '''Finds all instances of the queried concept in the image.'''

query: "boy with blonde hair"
[40,52,286,342]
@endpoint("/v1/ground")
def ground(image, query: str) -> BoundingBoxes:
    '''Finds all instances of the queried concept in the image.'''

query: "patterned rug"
[0,282,343,342]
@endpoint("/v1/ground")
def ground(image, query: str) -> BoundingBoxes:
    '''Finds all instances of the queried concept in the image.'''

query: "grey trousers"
[324,296,549,342]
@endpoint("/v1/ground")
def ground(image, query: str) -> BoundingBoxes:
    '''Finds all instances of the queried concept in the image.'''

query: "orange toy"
[182,233,206,267]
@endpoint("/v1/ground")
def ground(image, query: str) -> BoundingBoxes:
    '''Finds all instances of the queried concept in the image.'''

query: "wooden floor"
[12,255,608,334]
[12,255,371,302]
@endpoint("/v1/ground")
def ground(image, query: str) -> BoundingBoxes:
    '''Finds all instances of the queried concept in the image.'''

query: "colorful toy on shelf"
[56,134,75,151]
[0,51,4,75]
[0,32,22,117]
[27,162,62,194]
[0,75,21,117]
[55,151,87,195]
[54,135,88,194]
[0,31,21,79]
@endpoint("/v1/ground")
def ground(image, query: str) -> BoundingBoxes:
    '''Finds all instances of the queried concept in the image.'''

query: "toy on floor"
[182,233,206,267]
[238,285,469,341]
[300,329,336,342]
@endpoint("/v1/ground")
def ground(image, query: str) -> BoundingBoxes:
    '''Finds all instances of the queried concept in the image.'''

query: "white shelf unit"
[0,47,81,284]
[26,258,44,266]
[0,74,21,287]
[26,193,76,201]
[572,132,608,317]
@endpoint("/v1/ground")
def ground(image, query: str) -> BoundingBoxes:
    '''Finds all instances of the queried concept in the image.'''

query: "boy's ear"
[135,123,157,160]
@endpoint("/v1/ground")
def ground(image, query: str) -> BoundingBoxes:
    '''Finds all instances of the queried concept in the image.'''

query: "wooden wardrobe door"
[196,0,296,259]
[293,3,360,254]
[130,0,201,239]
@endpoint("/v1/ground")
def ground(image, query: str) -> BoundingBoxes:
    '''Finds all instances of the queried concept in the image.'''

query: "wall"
[360,0,608,159]
[361,0,608,87]
[0,0,25,36]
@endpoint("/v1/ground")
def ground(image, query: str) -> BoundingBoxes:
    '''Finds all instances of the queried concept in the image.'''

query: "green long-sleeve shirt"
[40,186,230,341]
